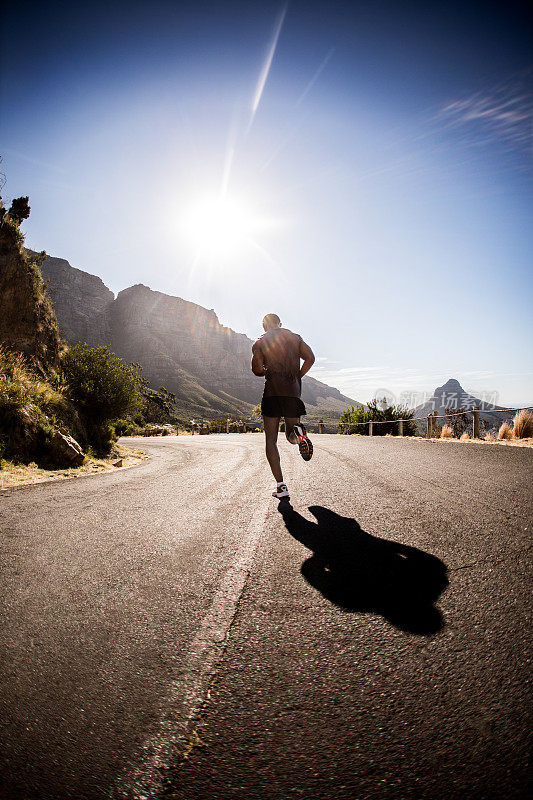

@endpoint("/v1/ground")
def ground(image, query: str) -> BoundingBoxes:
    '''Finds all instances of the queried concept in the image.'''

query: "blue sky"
[1,0,532,405]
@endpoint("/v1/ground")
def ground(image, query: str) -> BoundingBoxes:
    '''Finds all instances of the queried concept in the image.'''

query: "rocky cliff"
[0,230,62,375]
[37,253,357,417]
[27,250,113,346]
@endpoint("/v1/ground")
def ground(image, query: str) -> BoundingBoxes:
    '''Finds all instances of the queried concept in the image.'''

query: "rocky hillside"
[35,252,358,417]
[0,204,85,466]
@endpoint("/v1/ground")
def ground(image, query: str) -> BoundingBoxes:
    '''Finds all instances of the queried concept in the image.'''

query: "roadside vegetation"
[339,399,417,436]
[59,343,145,453]
[338,397,532,447]
[512,409,533,439]
[427,408,532,445]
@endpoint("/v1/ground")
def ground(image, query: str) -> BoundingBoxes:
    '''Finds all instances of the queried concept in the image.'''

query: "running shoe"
[272,483,290,498]
[293,423,313,461]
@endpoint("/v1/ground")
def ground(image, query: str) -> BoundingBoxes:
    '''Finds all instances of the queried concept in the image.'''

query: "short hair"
[262,313,281,329]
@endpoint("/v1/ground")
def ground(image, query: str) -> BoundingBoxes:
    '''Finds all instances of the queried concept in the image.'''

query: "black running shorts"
[261,396,307,418]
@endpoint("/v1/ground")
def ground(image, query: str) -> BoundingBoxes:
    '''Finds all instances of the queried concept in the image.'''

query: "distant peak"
[434,378,464,395]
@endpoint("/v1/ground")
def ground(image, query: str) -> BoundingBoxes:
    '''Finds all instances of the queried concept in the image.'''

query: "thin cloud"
[433,72,533,152]
[248,4,287,132]
[295,47,335,106]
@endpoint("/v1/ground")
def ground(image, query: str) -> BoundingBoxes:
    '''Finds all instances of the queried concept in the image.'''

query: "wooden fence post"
[318,419,324,434]
[398,419,403,436]
[427,413,433,438]
[226,418,230,434]
[473,405,480,439]
[369,421,373,436]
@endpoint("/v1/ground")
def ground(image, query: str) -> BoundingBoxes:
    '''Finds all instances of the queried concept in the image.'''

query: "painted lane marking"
[114,495,270,799]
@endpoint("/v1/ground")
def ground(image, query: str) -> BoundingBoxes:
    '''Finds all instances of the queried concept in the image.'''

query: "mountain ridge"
[33,251,360,418]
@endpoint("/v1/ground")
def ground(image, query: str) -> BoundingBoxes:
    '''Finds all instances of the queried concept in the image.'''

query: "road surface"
[0,434,531,800]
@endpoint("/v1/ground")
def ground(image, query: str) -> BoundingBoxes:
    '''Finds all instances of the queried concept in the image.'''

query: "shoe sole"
[295,426,313,461]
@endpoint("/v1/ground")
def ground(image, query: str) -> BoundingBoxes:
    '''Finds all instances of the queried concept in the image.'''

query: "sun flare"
[181,194,259,258]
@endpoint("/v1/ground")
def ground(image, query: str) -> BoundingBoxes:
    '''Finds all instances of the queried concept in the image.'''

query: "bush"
[114,419,144,437]
[440,425,453,438]
[143,424,170,436]
[513,409,533,439]
[498,421,513,440]
[60,344,145,453]
[339,399,417,436]
[460,431,470,440]
[444,408,470,438]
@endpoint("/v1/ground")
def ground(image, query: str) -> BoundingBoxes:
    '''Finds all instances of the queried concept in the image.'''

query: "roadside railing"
[333,406,533,439]
[190,406,532,439]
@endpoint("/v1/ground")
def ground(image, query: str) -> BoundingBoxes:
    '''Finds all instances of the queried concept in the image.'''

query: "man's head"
[262,313,281,331]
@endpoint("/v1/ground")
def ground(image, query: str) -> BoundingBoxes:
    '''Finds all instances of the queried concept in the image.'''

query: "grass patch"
[0,347,64,413]
[513,409,533,439]
[498,421,513,440]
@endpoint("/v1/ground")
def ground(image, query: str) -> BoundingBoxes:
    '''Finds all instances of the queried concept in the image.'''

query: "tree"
[8,196,30,225]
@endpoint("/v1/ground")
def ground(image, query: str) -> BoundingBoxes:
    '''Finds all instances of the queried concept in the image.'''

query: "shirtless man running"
[252,313,315,499]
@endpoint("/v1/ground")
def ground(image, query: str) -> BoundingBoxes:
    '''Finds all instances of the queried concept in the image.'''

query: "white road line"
[114,495,271,800]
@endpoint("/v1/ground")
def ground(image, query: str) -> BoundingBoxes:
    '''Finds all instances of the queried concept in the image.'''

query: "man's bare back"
[251,313,315,499]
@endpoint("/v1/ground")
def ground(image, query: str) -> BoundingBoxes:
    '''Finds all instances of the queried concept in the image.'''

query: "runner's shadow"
[278,501,448,635]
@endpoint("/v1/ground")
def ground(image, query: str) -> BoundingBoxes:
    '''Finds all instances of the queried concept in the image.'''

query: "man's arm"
[299,339,315,379]
[251,341,266,376]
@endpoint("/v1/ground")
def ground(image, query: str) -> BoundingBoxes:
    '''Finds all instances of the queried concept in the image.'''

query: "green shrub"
[339,399,417,436]
[60,344,145,453]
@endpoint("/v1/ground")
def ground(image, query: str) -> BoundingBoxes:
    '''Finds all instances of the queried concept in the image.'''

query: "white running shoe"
[272,483,290,498]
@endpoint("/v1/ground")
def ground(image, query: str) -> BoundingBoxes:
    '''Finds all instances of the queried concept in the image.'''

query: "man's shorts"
[261,396,307,418]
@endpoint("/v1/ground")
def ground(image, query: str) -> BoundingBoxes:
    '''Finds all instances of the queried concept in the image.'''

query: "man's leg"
[284,416,300,445]
[263,415,283,483]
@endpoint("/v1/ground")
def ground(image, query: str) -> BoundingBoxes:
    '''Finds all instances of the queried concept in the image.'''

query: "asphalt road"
[0,434,531,800]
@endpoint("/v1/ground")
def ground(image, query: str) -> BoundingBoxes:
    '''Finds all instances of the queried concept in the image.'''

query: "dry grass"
[498,421,513,440]
[483,431,497,442]
[416,434,533,448]
[440,425,453,439]
[460,431,470,440]
[513,409,533,439]
[0,444,147,488]
[0,346,65,414]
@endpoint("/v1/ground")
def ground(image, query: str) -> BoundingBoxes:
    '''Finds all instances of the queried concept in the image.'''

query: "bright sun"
[181,194,258,258]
